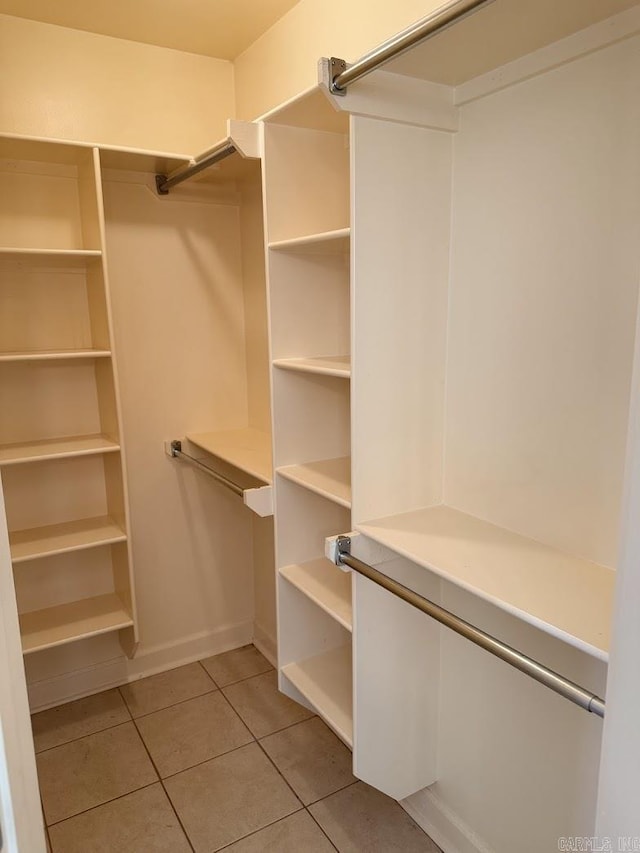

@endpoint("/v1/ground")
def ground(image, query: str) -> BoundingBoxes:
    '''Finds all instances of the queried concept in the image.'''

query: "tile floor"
[33,644,441,853]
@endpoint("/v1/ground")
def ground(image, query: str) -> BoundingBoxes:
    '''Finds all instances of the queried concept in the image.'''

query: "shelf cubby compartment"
[357,505,615,660]
[10,516,126,564]
[282,644,353,746]
[186,428,272,484]
[0,138,102,251]
[20,593,133,655]
[0,435,120,466]
[280,559,352,631]
[277,457,351,509]
[268,227,350,255]
[273,356,350,379]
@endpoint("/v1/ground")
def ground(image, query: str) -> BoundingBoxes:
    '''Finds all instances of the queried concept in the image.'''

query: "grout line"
[126,686,220,722]
[196,658,220,688]
[160,739,258,783]
[131,716,196,853]
[46,781,159,829]
[305,806,341,852]
[214,807,306,852]
[255,738,305,807]
[35,718,134,756]
[304,778,360,808]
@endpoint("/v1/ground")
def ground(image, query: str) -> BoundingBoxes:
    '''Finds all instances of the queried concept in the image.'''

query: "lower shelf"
[282,644,353,747]
[280,559,352,631]
[20,593,133,655]
[10,516,126,563]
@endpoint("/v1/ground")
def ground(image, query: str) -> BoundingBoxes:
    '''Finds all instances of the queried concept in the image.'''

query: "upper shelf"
[0,434,120,466]
[278,457,351,509]
[357,504,614,661]
[374,0,640,87]
[269,228,350,255]
[0,248,102,268]
[0,348,111,362]
[186,428,272,484]
[273,356,350,379]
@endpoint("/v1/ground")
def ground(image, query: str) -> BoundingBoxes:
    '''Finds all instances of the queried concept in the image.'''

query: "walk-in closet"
[1,1,639,851]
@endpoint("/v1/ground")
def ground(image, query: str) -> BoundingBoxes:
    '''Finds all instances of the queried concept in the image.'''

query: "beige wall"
[234,0,441,120]
[0,13,234,154]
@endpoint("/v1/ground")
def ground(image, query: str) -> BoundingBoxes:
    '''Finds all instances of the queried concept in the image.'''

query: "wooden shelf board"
[282,644,353,746]
[277,457,351,508]
[186,428,272,484]
[0,434,120,466]
[273,356,350,378]
[357,504,615,661]
[0,348,111,362]
[0,248,102,268]
[280,559,352,631]
[20,593,133,655]
[269,228,350,255]
[10,516,126,563]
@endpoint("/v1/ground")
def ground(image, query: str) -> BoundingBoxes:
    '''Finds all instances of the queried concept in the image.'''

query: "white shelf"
[20,593,133,655]
[280,559,352,631]
[277,457,351,508]
[10,516,126,564]
[282,644,353,746]
[357,505,615,661]
[0,348,111,362]
[186,428,272,483]
[0,248,102,268]
[0,434,120,466]
[273,356,350,379]
[268,228,350,255]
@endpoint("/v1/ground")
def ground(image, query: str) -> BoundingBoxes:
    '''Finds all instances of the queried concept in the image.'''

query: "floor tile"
[48,784,191,853]
[309,781,441,853]
[222,671,314,738]
[201,644,273,687]
[120,662,216,718]
[222,810,336,853]
[136,691,253,777]
[37,722,157,825]
[165,742,301,852]
[32,689,130,753]
[260,717,355,805]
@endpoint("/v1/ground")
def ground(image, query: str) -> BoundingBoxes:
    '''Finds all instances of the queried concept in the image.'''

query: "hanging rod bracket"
[169,438,182,456]
[155,174,170,196]
[320,56,348,96]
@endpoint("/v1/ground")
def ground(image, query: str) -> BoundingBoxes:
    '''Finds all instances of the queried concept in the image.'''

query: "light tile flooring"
[33,645,441,853]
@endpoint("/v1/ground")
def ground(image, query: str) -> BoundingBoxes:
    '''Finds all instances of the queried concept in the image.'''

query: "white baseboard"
[27,619,254,712]
[401,787,494,853]
[252,622,277,667]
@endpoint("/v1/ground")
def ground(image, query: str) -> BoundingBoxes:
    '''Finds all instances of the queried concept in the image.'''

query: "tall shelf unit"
[262,94,355,745]
[0,136,137,657]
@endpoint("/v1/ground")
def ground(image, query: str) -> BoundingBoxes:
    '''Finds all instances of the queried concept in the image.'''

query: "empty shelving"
[280,558,352,630]
[10,516,126,563]
[278,457,351,508]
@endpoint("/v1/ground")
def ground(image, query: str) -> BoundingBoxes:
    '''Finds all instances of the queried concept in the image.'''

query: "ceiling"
[0,0,300,60]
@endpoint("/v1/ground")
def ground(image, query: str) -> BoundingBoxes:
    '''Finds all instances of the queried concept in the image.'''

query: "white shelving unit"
[0,134,138,657]
[262,92,356,748]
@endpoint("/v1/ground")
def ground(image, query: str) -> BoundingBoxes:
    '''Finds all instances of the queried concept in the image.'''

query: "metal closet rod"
[156,140,236,195]
[169,440,244,497]
[329,0,495,94]
[335,536,606,718]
